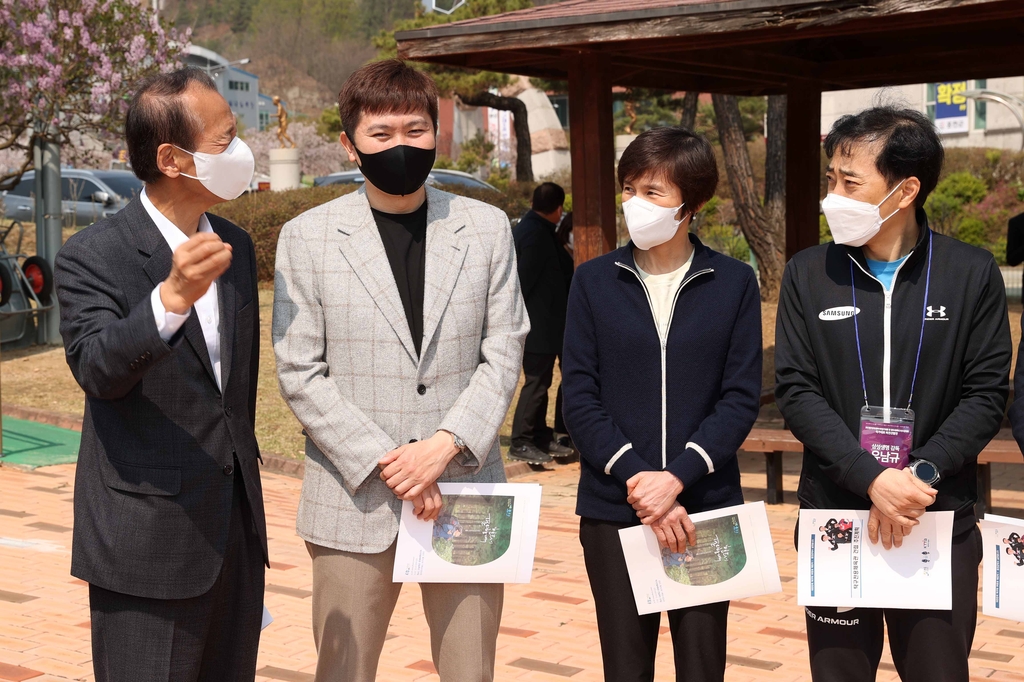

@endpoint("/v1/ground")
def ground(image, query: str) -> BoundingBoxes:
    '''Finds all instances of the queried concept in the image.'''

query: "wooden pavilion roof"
[396,0,1024,95]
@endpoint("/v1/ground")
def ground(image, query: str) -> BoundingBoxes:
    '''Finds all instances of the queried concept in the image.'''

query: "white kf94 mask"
[822,180,907,247]
[622,196,686,250]
[174,137,255,201]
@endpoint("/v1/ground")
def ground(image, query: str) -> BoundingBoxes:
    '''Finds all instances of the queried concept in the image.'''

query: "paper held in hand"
[797,509,953,610]
[981,513,1024,622]
[393,483,542,584]
[618,502,782,616]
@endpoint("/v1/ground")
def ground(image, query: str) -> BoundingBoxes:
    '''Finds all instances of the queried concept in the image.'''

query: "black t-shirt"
[372,201,428,357]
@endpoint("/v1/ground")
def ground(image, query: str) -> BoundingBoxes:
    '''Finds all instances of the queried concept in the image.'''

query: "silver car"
[2,169,144,228]
[313,168,500,192]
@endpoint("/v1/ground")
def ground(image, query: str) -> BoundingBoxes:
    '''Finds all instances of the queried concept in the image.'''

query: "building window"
[228,80,250,92]
[548,94,569,129]
[259,110,270,131]
[974,79,987,130]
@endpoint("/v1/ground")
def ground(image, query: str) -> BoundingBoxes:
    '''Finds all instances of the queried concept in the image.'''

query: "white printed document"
[981,513,1024,622]
[619,502,782,615]
[797,509,953,610]
[393,483,542,583]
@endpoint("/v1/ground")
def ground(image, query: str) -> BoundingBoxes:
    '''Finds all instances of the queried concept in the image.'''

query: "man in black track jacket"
[776,106,1011,682]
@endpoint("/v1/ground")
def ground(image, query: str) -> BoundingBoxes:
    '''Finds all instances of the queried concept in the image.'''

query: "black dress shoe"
[508,442,553,464]
[546,440,575,458]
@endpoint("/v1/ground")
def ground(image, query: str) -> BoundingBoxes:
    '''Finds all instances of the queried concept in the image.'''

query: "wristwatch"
[441,430,467,454]
[909,459,940,485]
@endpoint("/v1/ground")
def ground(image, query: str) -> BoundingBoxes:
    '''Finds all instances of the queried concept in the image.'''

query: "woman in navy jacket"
[562,127,763,682]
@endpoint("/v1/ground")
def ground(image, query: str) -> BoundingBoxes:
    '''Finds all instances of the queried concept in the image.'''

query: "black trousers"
[90,467,265,682]
[804,525,982,682]
[511,351,557,446]
[580,517,730,682]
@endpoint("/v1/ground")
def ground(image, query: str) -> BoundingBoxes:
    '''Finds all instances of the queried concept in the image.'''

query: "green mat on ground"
[1,416,80,468]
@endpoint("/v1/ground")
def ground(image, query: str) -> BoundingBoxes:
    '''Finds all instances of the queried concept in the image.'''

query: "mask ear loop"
[877,180,907,224]
[170,144,205,182]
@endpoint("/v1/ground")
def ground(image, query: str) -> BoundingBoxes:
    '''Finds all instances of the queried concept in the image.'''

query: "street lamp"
[206,58,251,75]
[958,89,1024,152]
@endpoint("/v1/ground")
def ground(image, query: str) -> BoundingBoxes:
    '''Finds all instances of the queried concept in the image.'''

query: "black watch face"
[916,462,937,482]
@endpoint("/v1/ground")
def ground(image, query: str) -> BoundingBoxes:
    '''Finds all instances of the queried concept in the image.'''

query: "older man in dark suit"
[54,67,267,681]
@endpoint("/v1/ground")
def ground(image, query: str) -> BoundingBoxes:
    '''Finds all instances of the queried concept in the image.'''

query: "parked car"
[2,169,145,228]
[313,168,500,193]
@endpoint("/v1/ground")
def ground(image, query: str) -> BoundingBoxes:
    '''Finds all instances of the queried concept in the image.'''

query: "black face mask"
[354,143,435,196]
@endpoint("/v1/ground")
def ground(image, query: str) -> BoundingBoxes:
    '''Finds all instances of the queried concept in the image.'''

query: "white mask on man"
[174,136,255,201]
[622,196,686,251]
[821,180,906,247]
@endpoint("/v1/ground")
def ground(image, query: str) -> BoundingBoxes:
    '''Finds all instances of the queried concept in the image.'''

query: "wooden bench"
[740,427,1023,516]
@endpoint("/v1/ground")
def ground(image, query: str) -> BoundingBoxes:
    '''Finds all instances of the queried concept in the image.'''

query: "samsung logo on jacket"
[818,306,860,321]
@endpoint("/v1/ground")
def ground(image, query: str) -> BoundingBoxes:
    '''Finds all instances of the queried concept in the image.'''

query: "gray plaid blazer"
[273,186,528,553]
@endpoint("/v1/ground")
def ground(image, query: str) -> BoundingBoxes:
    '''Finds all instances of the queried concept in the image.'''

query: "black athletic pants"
[90,466,265,682]
[804,525,982,682]
[580,517,730,682]
[511,351,557,446]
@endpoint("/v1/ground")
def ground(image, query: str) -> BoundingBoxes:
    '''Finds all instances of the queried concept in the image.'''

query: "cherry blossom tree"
[244,122,353,179]
[0,0,190,190]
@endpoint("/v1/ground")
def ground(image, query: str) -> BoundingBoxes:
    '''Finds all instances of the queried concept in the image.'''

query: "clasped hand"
[379,431,458,521]
[626,471,694,553]
[866,467,936,527]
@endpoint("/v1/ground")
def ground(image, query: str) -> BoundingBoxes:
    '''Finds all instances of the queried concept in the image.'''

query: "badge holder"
[860,406,914,469]
[849,232,932,472]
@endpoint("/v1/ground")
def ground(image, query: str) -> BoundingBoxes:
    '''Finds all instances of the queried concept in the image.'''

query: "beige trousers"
[307,541,503,682]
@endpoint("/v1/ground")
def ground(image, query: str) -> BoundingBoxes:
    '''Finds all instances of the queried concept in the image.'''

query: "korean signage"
[933,81,969,134]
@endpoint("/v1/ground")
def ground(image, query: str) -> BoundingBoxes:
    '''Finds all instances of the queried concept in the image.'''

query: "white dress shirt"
[141,188,222,391]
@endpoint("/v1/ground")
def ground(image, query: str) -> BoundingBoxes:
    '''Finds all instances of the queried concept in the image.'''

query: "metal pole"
[32,127,61,345]
[959,89,1024,153]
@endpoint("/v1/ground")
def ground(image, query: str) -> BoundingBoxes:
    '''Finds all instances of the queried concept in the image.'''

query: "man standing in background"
[510,182,575,465]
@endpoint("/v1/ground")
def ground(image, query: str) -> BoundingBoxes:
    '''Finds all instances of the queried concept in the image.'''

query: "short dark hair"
[617,127,718,213]
[125,67,218,184]
[532,182,565,214]
[338,59,439,141]
[824,106,944,207]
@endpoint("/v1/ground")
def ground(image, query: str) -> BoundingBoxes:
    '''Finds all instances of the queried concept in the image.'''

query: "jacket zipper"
[848,254,914,413]
[615,262,714,468]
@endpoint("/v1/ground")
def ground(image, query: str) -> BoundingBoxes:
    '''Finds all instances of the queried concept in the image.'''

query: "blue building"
[184,46,261,132]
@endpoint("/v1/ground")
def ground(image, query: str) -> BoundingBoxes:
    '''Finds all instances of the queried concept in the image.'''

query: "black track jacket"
[775,210,1011,535]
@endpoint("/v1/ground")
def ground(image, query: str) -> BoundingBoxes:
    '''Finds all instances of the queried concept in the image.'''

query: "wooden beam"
[396,0,1023,60]
[567,52,617,264]
[785,80,821,260]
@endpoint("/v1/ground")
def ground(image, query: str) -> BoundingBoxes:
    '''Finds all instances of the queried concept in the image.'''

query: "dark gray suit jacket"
[55,197,268,600]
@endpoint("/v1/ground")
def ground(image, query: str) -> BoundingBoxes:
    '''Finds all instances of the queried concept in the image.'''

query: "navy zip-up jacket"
[562,235,763,524]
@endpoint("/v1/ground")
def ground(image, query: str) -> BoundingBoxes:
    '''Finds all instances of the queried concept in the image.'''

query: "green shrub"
[956,216,988,247]
[210,185,357,282]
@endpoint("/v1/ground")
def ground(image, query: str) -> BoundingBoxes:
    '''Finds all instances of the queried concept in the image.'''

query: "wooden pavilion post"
[785,80,823,260]
[567,52,617,265]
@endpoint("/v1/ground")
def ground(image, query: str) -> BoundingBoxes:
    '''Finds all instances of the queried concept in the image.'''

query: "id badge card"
[860,406,914,469]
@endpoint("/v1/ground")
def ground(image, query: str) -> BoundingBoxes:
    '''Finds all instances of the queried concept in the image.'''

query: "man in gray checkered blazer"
[273,60,528,682]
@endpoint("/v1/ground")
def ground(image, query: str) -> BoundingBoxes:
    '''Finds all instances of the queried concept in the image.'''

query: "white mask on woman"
[622,196,686,250]
[174,136,255,201]
[821,180,906,247]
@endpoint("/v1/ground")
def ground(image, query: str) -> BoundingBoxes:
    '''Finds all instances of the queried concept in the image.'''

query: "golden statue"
[272,95,296,149]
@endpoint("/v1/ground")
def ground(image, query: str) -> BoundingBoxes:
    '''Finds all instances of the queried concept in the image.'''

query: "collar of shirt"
[140,187,213,251]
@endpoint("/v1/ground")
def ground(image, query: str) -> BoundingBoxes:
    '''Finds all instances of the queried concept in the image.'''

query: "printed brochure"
[797,509,953,609]
[981,513,1024,622]
[619,502,782,615]
[393,483,542,583]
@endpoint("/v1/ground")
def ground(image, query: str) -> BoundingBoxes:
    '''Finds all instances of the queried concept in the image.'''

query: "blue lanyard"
[850,230,933,410]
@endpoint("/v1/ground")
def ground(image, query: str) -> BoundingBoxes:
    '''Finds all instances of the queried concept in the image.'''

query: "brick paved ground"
[2,453,1024,681]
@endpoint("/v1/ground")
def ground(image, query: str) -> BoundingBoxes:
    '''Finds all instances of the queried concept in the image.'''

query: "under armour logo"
[926,306,947,318]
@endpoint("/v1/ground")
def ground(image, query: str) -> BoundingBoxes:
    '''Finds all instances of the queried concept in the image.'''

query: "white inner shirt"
[636,249,694,342]
[141,188,222,391]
